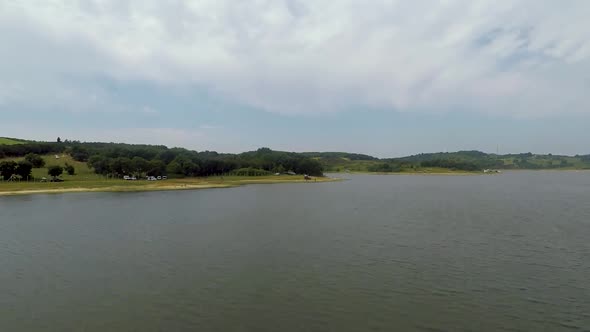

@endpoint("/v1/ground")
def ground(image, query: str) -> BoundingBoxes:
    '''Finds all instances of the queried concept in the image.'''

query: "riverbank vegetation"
[0,139,324,179]
[305,150,590,173]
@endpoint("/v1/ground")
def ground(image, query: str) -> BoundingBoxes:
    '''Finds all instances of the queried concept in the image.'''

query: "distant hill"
[0,137,28,145]
[310,150,590,172]
[1,137,589,173]
[300,152,377,161]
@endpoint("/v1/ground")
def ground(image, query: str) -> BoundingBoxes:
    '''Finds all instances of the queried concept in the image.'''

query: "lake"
[1,172,589,331]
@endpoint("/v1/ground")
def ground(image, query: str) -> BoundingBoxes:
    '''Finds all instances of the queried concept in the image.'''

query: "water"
[1,172,589,331]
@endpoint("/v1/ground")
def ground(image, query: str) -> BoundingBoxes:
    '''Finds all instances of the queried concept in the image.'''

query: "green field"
[2,154,99,180]
[0,137,26,145]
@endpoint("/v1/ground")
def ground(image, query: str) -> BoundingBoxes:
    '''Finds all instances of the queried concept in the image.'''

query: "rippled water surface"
[1,172,590,331]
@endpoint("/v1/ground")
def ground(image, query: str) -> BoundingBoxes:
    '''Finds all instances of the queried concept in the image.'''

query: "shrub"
[65,163,75,175]
[48,165,64,178]
[24,153,45,168]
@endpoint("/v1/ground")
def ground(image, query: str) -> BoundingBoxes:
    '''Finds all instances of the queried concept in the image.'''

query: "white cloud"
[1,0,589,117]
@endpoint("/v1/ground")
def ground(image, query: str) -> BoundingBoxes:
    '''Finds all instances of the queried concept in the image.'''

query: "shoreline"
[0,176,341,197]
[329,168,590,176]
[328,171,483,176]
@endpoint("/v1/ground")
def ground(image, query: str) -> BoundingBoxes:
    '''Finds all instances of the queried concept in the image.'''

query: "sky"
[1,0,589,157]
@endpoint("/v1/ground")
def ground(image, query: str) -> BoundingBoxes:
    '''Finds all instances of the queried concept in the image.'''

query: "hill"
[1,138,589,177]
[0,137,27,145]
[315,150,590,172]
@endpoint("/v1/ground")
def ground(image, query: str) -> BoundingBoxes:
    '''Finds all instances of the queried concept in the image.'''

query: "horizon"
[2,135,586,159]
[1,1,590,157]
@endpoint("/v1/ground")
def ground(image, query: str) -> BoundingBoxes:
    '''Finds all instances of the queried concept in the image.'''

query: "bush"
[24,153,45,168]
[48,165,64,178]
[65,163,75,175]
[15,160,33,179]
[0,161,17,180]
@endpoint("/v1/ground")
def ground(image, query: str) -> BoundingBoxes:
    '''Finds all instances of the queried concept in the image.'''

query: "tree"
[64,163,75,175]
[156,150,178,164]
[131,156,149,175]
[166,161,183,176]
[168,155,198,176]
[48,165,63,179]
[109,157,133,175]
[24,153,45,168]
[146,160,166,176]
[15,160,33,179]
[88,155,111,175]
[57,137,62,143]
[0,161,17,180]
[70,146,90,162]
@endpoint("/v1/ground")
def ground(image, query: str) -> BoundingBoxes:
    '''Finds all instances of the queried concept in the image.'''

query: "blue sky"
[1,1,589,157]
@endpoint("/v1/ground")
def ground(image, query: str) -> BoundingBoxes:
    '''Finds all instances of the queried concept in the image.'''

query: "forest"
[0,140,324,178]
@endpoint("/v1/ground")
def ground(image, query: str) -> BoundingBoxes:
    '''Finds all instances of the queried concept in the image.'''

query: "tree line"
[0,141,324,178]
[87,147,323,177]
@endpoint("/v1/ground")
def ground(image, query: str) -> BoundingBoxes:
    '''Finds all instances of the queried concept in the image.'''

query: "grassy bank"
[0,154,338,196]
[0,175,338,196]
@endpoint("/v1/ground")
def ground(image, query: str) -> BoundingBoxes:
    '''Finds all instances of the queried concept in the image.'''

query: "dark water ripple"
[1,171,589,331]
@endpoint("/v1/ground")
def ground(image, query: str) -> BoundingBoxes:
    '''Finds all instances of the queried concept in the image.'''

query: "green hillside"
[1,138,589,176]
[0,137,27,145]
[318,150,590,173]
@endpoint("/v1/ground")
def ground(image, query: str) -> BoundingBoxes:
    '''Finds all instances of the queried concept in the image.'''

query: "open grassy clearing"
[2,154,100,180]
[0,137,27,145]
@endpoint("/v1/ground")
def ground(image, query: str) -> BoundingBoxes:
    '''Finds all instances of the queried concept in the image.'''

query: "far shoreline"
[328,168,590,176]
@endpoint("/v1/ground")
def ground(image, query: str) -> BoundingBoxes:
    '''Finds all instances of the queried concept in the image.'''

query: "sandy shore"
[0,177,340,196]
[0,184,231,196]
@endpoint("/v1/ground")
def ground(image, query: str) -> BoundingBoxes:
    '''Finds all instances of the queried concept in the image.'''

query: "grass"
[0,175,338,196]
[0,137,26,145]
[0,154,339,196]
[3,154,99,180]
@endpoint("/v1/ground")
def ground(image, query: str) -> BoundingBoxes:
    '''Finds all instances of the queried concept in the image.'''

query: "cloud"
[1,0,589,117]
[140,106,158,115]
